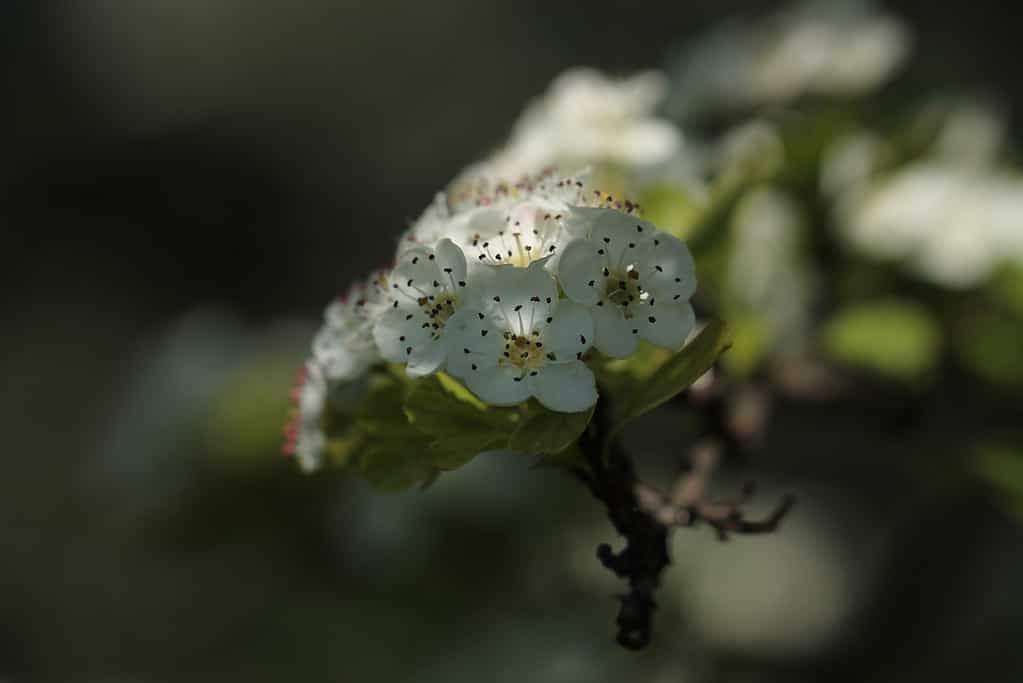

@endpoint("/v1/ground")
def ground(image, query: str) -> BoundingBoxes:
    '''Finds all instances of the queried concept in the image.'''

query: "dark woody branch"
[574,393,795,650]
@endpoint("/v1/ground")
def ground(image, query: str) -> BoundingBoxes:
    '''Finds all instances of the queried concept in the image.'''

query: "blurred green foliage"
[822,299,941,380]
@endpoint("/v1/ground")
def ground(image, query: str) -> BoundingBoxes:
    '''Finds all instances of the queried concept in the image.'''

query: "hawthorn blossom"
[373,238,477,377]
[667,1,910,118]
[838,163,1023,289]
[443,263,597,413]
[486,68,682,178]
[397,193,454,255]
[282,361,327,472]
[557,208,697,358]
[402,169,639,279]
[312,271,389,381]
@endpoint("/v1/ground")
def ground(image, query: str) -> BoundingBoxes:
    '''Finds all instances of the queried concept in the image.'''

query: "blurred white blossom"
[282,361,328,472]
[839,163,1023,288]
[668,0,910,118]
[312,272,388,381]
[930,101,1008,168]
[486,68,684,178]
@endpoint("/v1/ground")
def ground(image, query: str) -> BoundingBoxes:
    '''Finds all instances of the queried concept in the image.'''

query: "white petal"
[372,304,433,364]
[441,306,502,379]
[324,296,357,329]
[406,337,447,377]
[391,248,445,300]
[635,231,697,302]
[527,361,598,413]
[591,304,639,358]
[590,209,651,268]
[483,262,558,337]
[557,238,605,306]
[434,238,468,287]
[541,299,594,359]
[639,301,696,351]
[464,366,532,407]
[562,206,607,239]
[312,327,368,380]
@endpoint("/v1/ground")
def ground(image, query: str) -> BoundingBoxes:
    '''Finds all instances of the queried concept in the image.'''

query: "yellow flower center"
[603,265,648,319]
[418,292,458,338]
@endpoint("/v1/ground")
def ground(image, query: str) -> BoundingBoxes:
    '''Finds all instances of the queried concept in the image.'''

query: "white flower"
[373,238,478,377]
[839,162,1023,288]
[398,170,591,262]
[931,101,1007,168]
[453,203,567,269]
[397,193,453,255]
[312,271,389,381]
[401,169,632,277]
[557,208,697,358]
[668,2,910,117]
[283,361,327,473]
[489,68,682,177]
[443,263,598,413]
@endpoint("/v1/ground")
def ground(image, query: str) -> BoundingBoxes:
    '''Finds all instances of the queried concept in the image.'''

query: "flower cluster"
[323,169,697,406]
[831,104,1023,289]
[284,163,699,468]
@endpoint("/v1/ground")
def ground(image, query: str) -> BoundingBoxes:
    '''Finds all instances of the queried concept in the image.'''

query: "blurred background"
[2,1,1022,681]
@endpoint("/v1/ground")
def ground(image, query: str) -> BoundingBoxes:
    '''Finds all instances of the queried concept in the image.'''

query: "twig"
[577,394,795,650]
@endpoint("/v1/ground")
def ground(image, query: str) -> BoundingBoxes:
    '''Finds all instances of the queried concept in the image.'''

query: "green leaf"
[356,434,438,490]
[404,373,517,472]
[823,299,941,380]
[355,371,412,435]
[428,433,505,470]
[989,263,1023,319]
[403,373,516,437]
[611,320,732,438]
[325,430,364,468]
[435,372,489,410]
[349,371,435,489]
[509,402,594,455]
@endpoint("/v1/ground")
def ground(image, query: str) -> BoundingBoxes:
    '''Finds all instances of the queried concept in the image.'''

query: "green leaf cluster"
[323,321,732,490]
[326,370,593,490]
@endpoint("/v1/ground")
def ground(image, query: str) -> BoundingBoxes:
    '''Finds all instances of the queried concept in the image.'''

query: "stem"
[574,393,796,650]
[576,395,669,650]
